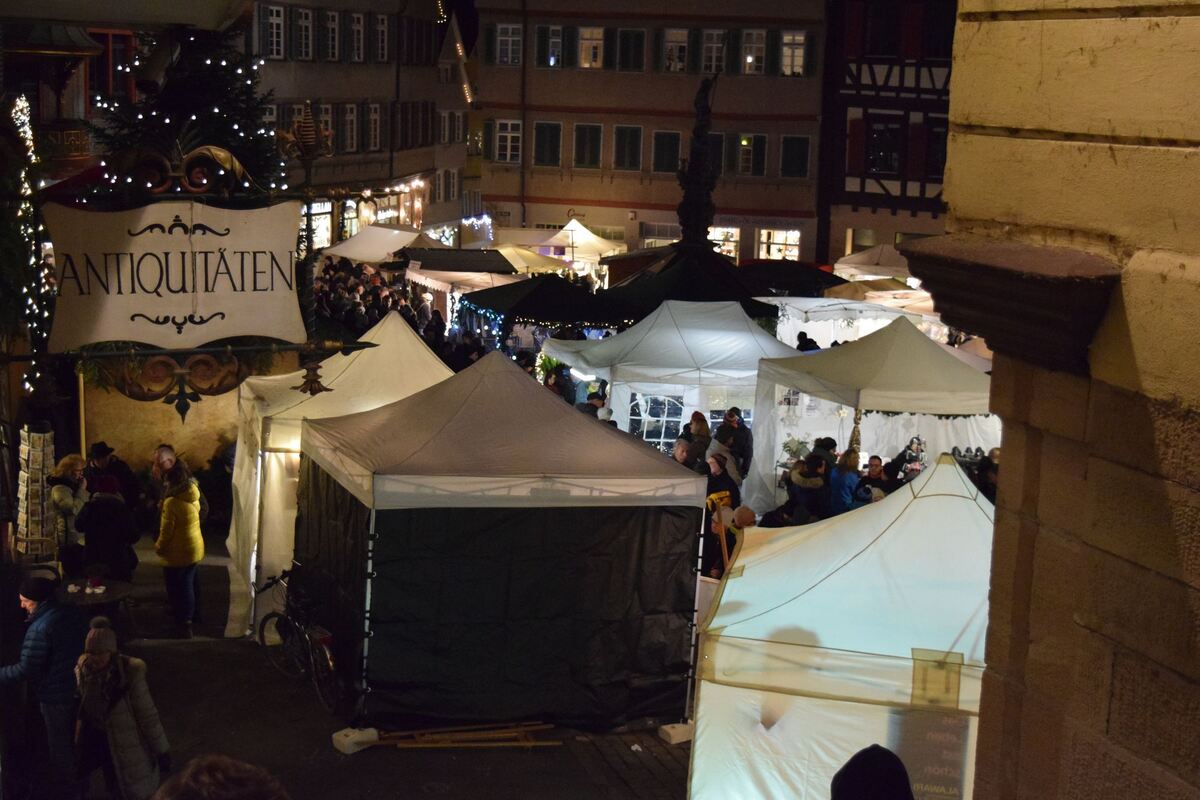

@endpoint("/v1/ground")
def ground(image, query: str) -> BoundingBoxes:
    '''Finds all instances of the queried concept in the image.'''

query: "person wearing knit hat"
[0,573,88,798]
[76,618,171,800]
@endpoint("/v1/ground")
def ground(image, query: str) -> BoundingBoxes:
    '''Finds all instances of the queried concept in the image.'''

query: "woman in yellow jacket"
[155,463,204,639]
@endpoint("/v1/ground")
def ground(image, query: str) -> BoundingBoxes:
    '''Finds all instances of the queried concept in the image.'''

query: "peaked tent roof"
[322,224,447,262]
[240,311,453,451]
[823,277,910,300]
[833,243,911,281]
[542,300,797,386]
[460,274,626,326]
[398,247,518,274]
[602,244,777,320]
[302,351,707,509]
[757,317,991,414]
[758,296,923,324]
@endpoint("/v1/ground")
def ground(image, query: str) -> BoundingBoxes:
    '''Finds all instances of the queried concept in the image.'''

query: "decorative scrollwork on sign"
[130,312,226,334]
[128,215,230,237]
[102,352,252,422]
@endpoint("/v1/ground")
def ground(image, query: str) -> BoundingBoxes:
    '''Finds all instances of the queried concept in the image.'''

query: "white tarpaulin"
[761,297,924,350]
[466,219,626,262]
[225,311,451,635]
[44,201,306,351]
[745,318,998,511]
[301,351,706,509]
[691,455,992,799]
[833,244,913,282]
[322,223,444,262]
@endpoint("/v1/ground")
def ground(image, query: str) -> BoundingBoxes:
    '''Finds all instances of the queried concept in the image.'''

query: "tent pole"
[684,507,708,721]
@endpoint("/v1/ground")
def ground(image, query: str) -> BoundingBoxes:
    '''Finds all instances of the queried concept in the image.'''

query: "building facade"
[466,0,824,263]
[250,0,469,247]
[815,0,955,262]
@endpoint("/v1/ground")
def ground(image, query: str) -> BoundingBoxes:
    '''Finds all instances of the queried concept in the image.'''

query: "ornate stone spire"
[676,75,719,249]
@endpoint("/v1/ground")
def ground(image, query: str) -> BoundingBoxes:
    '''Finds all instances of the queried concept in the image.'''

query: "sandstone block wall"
[945,3,1200,798]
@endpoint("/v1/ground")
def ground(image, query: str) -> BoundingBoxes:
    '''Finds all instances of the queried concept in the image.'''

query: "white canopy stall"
[744,317,1001,512]
[691,455,992,799]
[761,297,924,349]
[833,243,916,285]
[225,312,452,636]
[543,300,797,445]
[322,223,446,262]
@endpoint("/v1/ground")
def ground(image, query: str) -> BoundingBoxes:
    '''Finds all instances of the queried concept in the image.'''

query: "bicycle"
[256,568,342,713]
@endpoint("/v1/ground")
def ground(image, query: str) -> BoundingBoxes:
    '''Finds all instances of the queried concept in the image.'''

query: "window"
[708,226,739,259]
[926,117,949,179]
[781,31,807,76]
[537,25,562,67]
[439,111,449,144]
[924,0,956,60]
[343,104,358,152]
[641,222,680,248]
[781,135,810,177]
[86,31,137,109]
[324,11,339,60]
[350,13,365,62]
[296,9,313,60]
[614,126,642,170]
[289,103,305,130]
[758,229,801,261]
[628,394,685,454]
[742,29,765,74]
[574,124,602,168]
[617,29,645,71]
[453,112,465,142]
[652,131,681,173]
[433,171,442,203]
[367,104,381,151]
[738,134,766,176]
[702,30,725,73]
[498,24,522,65]
[706,132,724,176]
[262,104,278,131]
[533,122,561,166]
[579,27,604,68]
[318,104,333,139]
[376,14,389,61]
[265,5,285,59]
[865,4,901,57]
[496,119,522,162]
[867,115,903,175]
[663,28,687,73]
[438,63,452,83]
[447,169,459,200]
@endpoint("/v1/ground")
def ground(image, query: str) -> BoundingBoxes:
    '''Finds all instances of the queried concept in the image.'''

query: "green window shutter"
[340,11,352,62]
[484,24,497,64]
[725,29,741,74]
[765,29,781,75]
[365,13,376,62]
[563,26,578,67]
[483,119,494,159]
[535,25,549,67]
[653,29,664,71]
[315,10,328,60]
[360,102,369,151]
[602,28,616,69]
[687,28,702,73]
[752,135,766,175]
[706,133,724,176]
[332,104,343,152]
[803,33,818,77]
[288,7,300,59]
[724,133,738,173]
[256,4,269,56]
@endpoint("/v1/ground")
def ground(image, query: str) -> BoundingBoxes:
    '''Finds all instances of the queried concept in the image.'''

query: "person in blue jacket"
[0,576,89,799]
[829,448,864,516]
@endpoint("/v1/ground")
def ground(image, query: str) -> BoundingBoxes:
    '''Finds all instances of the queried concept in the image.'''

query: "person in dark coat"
[415,292,434,334]
[575,391,605,417]
[795,330,821,352]
[854,454,896,505]
[789,452,831,521]
[721,407,754,476]
[0,576,89,799]
[830,744,915,800]
[810,437,839,474]
[84,441,140,510]
[76,475,139,582]
[425,308,447,348]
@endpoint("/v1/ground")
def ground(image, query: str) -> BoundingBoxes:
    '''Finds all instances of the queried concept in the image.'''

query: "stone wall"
[947,3,1200,798]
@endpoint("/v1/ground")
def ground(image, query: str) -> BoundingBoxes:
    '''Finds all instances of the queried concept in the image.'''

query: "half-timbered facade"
[815,0,955,262]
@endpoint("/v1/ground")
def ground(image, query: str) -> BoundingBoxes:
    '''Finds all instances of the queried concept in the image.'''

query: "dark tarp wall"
[364,504,701,725]
[294,455,372,700]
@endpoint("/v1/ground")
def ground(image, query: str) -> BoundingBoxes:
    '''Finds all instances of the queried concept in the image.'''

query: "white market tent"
[225,312,452,636]
[542,300,798,435]
[322,223,446,262]
[833,243,914,283]
[405,264,527,293]
[744,317,1001,511]
[691,455,992,800]
[496,244,574,273]
[760,297,923,349]
[465,219,626,263]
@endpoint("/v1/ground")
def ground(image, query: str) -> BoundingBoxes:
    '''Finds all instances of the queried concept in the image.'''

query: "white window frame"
[265,5,285,59]
[613,125,643,171]
[350,13,365,62]
[296,8,313,60]
[663,28,687,73]
[545,25,563,67]
[289,103,305,130]
[448,168,459,201]
[738,133,766,176]
[453,112,464,143]
[318,103,333,140]
[325,11,340,61]
[579,27,604,69]
[497,24,522,66]
[439,111,450,144]
[708,226,739,259]
[367,104,381,151]
[742,29,766,75]
[496,119,522,163]
[652,130,681,174]
[343,104,358,153]
[573,122,603,169]
[376,14,389,61]
[758,228,801,261]
[702,29,725,74]
[781,135,810,178]
[262,104,278,133]
[782,30,806,77]
[434,170,443,203]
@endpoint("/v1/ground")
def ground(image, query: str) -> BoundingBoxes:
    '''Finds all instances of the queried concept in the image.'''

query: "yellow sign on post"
[911,648,964,709]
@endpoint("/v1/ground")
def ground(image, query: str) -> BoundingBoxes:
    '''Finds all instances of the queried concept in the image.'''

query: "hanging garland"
[11,95,51,391]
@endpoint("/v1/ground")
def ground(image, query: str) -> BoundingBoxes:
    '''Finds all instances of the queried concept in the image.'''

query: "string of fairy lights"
[12,95,51,392]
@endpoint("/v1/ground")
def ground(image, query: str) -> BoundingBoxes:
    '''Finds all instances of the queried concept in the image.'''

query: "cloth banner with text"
[44,201,307,351]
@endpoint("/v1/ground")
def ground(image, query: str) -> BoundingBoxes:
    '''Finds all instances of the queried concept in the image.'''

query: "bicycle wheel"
[258,612,309,678]
[309,638,342,713]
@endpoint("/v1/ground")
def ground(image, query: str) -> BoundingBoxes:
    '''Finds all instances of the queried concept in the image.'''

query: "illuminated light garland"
[12,95,50,392]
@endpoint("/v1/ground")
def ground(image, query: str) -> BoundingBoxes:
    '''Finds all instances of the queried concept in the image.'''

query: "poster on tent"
[43,200,307,351]
[887,708,972,799]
